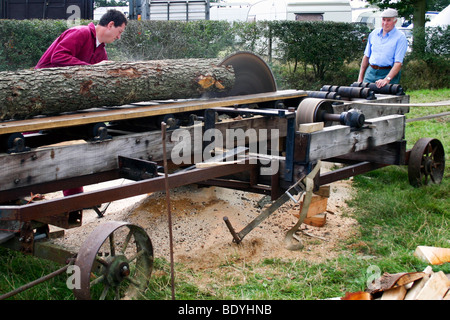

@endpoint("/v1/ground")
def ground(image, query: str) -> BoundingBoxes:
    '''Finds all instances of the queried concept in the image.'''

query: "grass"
[0,89,449,300]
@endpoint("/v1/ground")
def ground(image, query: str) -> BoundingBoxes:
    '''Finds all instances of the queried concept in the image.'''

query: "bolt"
[120,265,130,277]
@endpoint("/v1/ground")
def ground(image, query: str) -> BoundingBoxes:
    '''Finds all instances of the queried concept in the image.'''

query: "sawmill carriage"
[0,52,445,299]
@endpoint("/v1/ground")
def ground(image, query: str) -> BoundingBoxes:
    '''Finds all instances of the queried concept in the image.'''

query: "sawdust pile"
[54,168,360,270]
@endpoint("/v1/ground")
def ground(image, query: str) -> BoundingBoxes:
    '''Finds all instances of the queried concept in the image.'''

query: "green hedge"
[0,19,73,71]
[1,19,448,90]
[108,20,235,61]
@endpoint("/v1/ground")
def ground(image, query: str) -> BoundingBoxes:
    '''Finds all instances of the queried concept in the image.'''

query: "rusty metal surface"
[74,221,153,300]
[0,162,257,223]
[408,138,445,187]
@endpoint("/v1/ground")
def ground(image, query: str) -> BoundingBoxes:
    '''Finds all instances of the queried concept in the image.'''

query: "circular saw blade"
[218,51,277,97]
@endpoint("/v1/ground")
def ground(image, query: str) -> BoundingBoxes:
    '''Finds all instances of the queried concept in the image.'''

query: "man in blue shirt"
[358,8,408,88]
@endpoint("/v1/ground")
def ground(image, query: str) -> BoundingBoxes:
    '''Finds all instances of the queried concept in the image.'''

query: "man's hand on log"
[95,60,115,66]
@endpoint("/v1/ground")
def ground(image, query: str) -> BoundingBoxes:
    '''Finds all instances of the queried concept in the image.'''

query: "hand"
[96,60,114,65]
[375,78,390,88]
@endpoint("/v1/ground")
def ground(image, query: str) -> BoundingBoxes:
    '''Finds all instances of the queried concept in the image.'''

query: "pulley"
[296,98,366,129]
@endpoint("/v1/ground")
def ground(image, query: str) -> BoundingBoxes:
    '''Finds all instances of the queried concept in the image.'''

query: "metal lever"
[284,179,306,204]
[223,172,309,244]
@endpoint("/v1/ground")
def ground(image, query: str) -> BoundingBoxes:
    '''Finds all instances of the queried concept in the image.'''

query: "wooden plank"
[293,195,328,218]
[404,274,431,300]
[294,194,328,227]
[305,195,328,218]
[0,130,164,192]
[298,122,324,133]
[381,286,407,300]
[296,114,405,162]
[303,213,327,227]
[0,90,306,135]
[415,271,450,300]
[414,246,450,265]
[399,266,433,300]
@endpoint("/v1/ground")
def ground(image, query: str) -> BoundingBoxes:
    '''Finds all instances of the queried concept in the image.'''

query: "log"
[0,59,235,120]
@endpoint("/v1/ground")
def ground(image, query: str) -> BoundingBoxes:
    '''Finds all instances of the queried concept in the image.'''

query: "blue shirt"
[364,27,408,67]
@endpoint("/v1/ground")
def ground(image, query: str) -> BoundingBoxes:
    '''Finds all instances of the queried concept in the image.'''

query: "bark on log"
[0,59,235,120]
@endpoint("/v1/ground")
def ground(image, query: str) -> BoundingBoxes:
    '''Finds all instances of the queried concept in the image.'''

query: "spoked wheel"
[74,221,153,300]
[408,138,445,187]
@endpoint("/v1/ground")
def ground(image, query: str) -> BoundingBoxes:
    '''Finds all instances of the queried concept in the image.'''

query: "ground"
[51,162,360,271]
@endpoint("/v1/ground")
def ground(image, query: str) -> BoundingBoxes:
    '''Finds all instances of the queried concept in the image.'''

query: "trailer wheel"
[408,138,445,187]
[73,221,153,300]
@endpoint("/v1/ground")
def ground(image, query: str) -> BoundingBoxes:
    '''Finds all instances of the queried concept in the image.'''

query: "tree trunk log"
[0,59,235,120]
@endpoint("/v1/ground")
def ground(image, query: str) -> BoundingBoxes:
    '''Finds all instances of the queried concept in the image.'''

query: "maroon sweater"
[35,22,107,69]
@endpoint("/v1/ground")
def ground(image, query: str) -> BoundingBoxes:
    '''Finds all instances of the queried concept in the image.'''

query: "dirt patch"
[52,167,360,270]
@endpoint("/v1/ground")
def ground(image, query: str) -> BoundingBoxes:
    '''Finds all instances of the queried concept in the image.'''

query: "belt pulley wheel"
[218,51,277,97]
[74,221,153,300]
[408,138,445,187]
[296,98,334,129]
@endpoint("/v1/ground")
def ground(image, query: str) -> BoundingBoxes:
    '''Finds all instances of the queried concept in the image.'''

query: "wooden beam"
[295,114,405,163]
[0,114,288,192]
[0,90,305,135]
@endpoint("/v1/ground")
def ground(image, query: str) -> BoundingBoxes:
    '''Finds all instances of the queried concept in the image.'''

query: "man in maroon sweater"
[35,9,127,196]
[36,9,127,68]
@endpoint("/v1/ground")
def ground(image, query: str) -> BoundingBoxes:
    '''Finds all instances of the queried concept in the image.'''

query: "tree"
[271,21,367,82]
[94,0,128,9]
